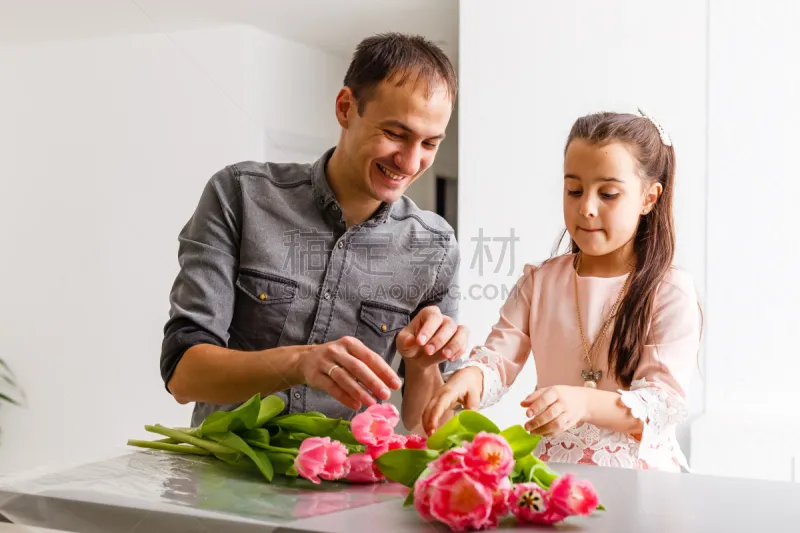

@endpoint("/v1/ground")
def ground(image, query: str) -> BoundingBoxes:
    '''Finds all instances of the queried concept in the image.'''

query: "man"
[159,33,466,435]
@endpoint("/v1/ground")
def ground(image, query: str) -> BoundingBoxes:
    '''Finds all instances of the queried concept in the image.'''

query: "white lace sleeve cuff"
[442,347,509,409]
[618,378,690,470]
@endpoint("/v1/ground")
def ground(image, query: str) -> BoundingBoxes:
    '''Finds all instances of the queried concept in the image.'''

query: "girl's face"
[563,139,661,259]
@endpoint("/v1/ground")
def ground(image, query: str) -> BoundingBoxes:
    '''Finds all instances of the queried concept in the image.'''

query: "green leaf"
[330,424,360,446]
[402,464,432,507]
[458,410,500,434]
[127,439,212,456]
[267,414,342,437]
[512,453,535,484]
[197,394,261,437]
[208,432,274,482]
[513,452,559,488]
[446,432,474,448]
[255,395,286,427]
[270,429,307,449]
[425,415,464,450]
[241,428,271,448]
[145,424,242,465]
[267,452,299,476]
[374,449,439,488]
[499,425,542,459]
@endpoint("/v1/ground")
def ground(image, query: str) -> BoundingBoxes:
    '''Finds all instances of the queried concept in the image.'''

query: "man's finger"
[319,374,361,411]
[340,337,402,390]
[395,330,416,354]
[333,352,392,401]
[325,364,377,407]
[423,317,458,356]
[415,307,443,346]
[440,325,469,361]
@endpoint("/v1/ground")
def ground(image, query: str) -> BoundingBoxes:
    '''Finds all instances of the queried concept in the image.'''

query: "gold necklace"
[573,253,633,388]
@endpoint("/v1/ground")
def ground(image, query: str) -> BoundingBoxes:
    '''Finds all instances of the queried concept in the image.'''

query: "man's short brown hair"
[343,32,458,114]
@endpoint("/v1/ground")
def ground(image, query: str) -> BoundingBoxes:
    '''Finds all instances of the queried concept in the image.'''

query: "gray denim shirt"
[160,147,460,427]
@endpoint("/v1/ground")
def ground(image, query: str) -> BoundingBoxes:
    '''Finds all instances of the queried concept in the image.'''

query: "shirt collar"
[311,147,393,227]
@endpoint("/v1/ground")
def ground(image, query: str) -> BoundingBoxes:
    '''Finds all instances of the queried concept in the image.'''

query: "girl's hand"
[421,367,484,435]
[521,385,591,437]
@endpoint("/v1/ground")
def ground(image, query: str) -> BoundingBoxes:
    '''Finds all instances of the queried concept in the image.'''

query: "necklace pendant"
[582,369,601,388]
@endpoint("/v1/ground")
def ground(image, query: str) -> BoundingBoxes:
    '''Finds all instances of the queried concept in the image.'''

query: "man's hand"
[297,337,402,411]
[396,306,469,367]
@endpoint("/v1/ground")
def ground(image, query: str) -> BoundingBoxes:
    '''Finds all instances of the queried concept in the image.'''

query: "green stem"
[247,443,299,455]
[145,424,235,456]
[127,439,211,456]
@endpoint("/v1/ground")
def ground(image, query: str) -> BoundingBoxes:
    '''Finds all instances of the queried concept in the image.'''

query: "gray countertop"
[1,449,798,533]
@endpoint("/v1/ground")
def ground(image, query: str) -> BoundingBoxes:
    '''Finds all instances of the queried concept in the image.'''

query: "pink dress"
[446,254,701,472]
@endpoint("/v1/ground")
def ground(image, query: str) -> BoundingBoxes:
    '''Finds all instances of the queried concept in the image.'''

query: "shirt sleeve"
[443,264,535,408]
[160,166,242,392]
[617,269,702,469]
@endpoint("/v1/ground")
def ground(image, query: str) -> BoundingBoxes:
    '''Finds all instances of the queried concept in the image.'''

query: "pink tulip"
[345,453,384,483]
[366,433,408,459]
[413,471,438,522]
[294,437,350,485]
[548,473,600,516]
[464,432,515,486]
[404,434,428,450]
[428,448,468,473]
[510,483,568,525]
[428,469,494,531]
[351,402,400,446]
[491,476,513,519]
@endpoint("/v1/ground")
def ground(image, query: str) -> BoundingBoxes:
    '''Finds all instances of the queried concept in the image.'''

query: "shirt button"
[258,293,268,301]
[332,204,340,212]
[293,392,301,400]
[338,241,345,249]
[323,291,331,300]
[380,323,388,332]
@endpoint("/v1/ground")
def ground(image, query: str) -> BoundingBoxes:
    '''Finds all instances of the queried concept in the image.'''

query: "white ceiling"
[0,0,459,65]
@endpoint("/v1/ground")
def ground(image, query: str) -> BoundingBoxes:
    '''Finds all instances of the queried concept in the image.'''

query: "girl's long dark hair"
[554,112,677,388]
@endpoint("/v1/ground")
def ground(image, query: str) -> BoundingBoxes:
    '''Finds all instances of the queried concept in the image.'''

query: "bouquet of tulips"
[129,393,602,531]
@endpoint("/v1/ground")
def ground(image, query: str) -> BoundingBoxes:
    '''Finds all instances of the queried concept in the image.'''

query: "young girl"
[423,108,701,472]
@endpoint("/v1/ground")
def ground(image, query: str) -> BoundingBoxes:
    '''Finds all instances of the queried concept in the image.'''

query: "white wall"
[458,0,707,461]
[689,0,800,482]
[0,11,346,474]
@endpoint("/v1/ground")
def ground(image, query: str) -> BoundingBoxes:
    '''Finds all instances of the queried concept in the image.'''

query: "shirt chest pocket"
[232,269,298,350]
[354,300,411,363]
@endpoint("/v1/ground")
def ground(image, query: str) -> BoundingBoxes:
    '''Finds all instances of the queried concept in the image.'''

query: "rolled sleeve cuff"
[160,318,225,392]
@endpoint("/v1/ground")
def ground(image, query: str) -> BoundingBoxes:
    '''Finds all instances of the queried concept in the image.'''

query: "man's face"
[336,77,452,204]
